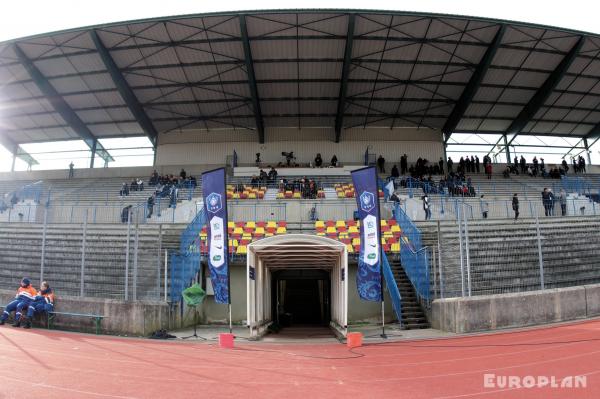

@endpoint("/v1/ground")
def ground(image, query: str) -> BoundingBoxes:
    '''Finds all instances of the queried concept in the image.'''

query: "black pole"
[224,168,233,334]
[376,173,387,339]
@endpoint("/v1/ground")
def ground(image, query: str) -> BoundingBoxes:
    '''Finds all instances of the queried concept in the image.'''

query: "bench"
[48,311,107,335]
[1,305,106,335]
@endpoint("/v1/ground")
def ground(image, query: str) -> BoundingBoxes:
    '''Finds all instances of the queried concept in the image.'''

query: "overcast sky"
[0,0,599,42]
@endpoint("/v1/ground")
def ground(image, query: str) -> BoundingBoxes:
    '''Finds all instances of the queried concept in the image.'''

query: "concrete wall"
[156,127,444,167]
[432,283,600,333]
[0,290,172,336]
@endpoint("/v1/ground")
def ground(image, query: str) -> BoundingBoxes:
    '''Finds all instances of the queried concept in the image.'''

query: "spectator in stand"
[520,156,527,174]
[130,178,138,192]
[540,158,545,173]
[268,166,278,182]
[147,194,155,218]
[562,159,569,173]
[542,188,553,217]
[259,169,268,182]
[121,205,132,223]
[438,157,444,175]
[558,188,567,216]
[331,154,338,167]
[485,162,493,180]
[503,166,511,178]
[533,157,539,174]
[422,194,431,220]
[391,164,399,178]
[20,281,55,329]
[150,170,159,186]
[0,278,37,326]
[169,185,178,208]
[447,157,453,173]
[481,195,489,219]
[512,193,519,221]
[475,155,480,174]
[400,154,408,175]
[180,169,186,180]
[68,161,74,179]
[514,156,519,172]
[314,153,323,168]
[120,183,129,197]
[10,192,18,207]
[377,155,386,173]
[458,157,465,174]
[572,158,578,173]
[579,155,586,173]
[137,178,144,191]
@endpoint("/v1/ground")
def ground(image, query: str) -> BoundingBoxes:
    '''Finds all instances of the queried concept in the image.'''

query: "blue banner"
[351,166,382,301]
[202,168,230,304]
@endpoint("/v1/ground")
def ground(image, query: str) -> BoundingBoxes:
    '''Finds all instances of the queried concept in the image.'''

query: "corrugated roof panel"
[502,26,544,48]
[261,101,297,115]
[492,48,529,67]
[181,64,220,81]
[106,107,135,121]
[164,20,207,42]
[465,102,493,117]
[264,116,301,127]
[221,84,250,98]
[94,91,126,107]
[146,107,177,119]
[574,95,600,109]
[16,40,56,59]
[414,43,453,64]
[2,83,35,100]
[348,62,379,80]
[478,118,510,131]
[584,111,600,124]
[346,81,377,97]
[110,48,149,68]
[125,72,158,87]
[581,58,600,77]
[420,117,447,128]
[145,66,187,83]
[353,14,391,36]
[34,57,77,77]
[254,63,297,80]
[76,109,113,123]
[567,56,591,75]
[368,82,410,99]
[554,75,576,91]
[452,44,486,64]
[68,53,105,73]
[441,67,473,83]
[246,14,297,37]
[299,62,342,79]
[522,52,563,71]
[49,76,89,94]
[488,104,523,118]
[299,117,334,127]
[410,64,447,81]
[7,115,37,129]
[498,88,536,103]
[460,21,500,43]
[553,92,584,107]
[299,39,346,58]
[137,46,179,67]
[510,71,548,87]
[552,122,578,134]
[434,84,465,100]
[563,109,594,122]
[208,41,245,61]
[427,18,468,41]
[62,93,102,108]
[216,64,247,81]
[87,122,120,136]
[351,39,386,59]
[571,124,593,136]
[483,68,515,85]
[251,40,297,59]
[0,99,48,116]
[364,99,400,115]
[297,14,348,36]
[299,82,339,97]
[81,73,116,91]
[300,100,337,114]
[539,33,579,52]
[206,16,242,38]
[257,82,297,98]
[456,118,483,131]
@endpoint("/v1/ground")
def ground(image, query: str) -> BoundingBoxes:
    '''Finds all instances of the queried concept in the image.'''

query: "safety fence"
[0,213,167,301]
[434,210,600,299]
[381,251,403,325]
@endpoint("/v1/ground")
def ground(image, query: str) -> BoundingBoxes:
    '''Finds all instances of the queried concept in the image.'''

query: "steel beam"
[0,133,38,168]
[239,15,265,143]
[442,25,505,143]
[12,44,114,163]
[91,30,158,147]
[505,36,585,147]
[335,14,356,142]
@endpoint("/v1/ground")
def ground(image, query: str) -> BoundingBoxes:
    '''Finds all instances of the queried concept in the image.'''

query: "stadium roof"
[1,8,600,151]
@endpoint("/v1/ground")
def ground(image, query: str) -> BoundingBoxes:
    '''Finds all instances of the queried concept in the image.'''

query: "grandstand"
[1,9,600,345]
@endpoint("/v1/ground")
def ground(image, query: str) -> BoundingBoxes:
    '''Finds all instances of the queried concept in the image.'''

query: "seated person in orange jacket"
[0,278,37,326]
[20,281,55,329]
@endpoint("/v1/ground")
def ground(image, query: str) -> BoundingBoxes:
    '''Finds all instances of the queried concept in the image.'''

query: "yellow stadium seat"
[326,226,337,234]
[335,220,346,228]
[255,227,265,235]
[248,193,257,199]
[338,232,348,239]
[381,237,386,244]
[293,192,301,199]
[391,225,401,233]
[265,232,274,237]
[276,227,287,234]
[380,220,388,226]
[315,220,325,228]
[236,246,247,255]
[346,244,354,253]
[391,243,400,253]
[228,221,235,228]
[233,227,243,235]
[352,238,360,246]
[276,192,284,199]
[316,232,325,236]
[246,221,256,228]
[383,231,393,238]
[348,226,359,234]
[267,221,277,228]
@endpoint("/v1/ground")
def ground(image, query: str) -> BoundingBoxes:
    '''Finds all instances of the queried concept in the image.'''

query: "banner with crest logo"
[202,168,230,304]
[351,166,382,301]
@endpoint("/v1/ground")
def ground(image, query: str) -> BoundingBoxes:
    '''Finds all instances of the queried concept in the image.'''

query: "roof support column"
[239,15,265,143]
[503,134,511,164]
[90,139,97,168]
[584,138,592,165]
[11,152,17,172]
[335,14,356,143]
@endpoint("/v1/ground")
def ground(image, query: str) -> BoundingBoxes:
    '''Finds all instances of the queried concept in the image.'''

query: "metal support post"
[535,215,545,290]
[125,209,131,300]
[80,210,88,297]
[133,225,140,301]
[39,208,48,284]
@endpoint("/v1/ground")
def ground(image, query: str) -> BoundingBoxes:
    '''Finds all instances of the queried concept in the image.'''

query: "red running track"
[0,320,599,399]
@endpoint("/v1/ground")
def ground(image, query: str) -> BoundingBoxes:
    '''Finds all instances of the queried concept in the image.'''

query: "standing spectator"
[447,157,453,173]
[10,192,18,207]
[146,195,155,218]
[579,155,586,173]
[512,194,519,221]
[558,188,567,216]
[169,185,178,208]
[137,178,144,191]
[438,157,444,175]
[562,159,569,173]
[475,155,480,174]
[120,183,129,197]
[422,194,431,220]
[513,156,518,171]
[331,154,338,167]
[68,161,74,179]
[480,195,489,219]
[540,158,545,173]
[485,162,493,180]
[400,154,408,175]
[268,166,278,182]
[533,157,539,174]
[121,205,132,223]
[548,188,555,216]
[180,169,187,180]
[520,156,526,174]
[314,153,323,168]
[391,164,399,178]
[377,155,385,173]
[542,188,551,216]
[572,158,578,173]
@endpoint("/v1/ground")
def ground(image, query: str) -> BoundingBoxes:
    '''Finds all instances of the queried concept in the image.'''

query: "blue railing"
[15,180,44,203]
[381,251,403,325]
[394,203,431,302]
[180,208,207,254]
[170,252,201,303]
[561,176,591,196]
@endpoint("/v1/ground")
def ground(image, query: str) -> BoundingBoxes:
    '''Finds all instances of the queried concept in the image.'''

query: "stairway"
[264,188,278,200]
[323,187,338,199]
[389,259,430,329]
